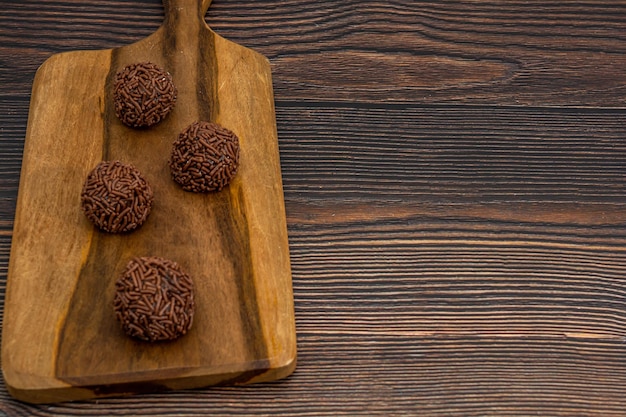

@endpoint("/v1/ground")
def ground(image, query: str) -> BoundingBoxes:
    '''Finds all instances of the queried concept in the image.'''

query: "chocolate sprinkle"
[80,160,153,233]
[114,62,177,128]
[169,121,240,192]
[114,256,195,342]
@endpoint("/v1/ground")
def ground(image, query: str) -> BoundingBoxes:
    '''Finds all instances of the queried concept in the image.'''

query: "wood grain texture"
[1,0,295,404]
[1,0,626,415]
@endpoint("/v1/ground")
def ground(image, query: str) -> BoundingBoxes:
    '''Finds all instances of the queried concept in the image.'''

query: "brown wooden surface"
[2,0,295,404]
[1,0,626,414]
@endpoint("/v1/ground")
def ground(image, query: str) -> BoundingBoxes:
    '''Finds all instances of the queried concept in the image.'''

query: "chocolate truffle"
[169,121,240,192]
[114,62,177,128]
[80,160,153,233]
[114,256,195,342]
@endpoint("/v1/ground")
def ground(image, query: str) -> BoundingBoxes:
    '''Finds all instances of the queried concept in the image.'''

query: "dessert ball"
[114,256,195,342]
[114,62,177,128]
[80,160,153,233]
[169,121,240,192]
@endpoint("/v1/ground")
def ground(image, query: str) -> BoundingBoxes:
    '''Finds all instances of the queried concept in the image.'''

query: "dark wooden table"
[2,0,626,415]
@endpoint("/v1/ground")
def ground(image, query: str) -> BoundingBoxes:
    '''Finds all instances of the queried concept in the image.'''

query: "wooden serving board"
[1,0,296,404]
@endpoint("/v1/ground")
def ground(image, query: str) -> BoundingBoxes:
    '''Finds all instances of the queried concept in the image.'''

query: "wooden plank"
[1,0,295,404]
[3,1,626,106]
[276,104,626,204]
[2,335,626,415]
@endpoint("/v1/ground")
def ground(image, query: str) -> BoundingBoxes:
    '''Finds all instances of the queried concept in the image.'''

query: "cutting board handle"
[162,0,213,23]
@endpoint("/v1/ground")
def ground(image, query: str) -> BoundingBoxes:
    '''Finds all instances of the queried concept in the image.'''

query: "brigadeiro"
[114,256,195,342]
[169,121,240,192]
[113,62,177,128]
[80,160,153,233]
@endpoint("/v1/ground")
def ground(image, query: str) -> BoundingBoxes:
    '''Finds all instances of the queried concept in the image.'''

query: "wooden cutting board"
[1,0,296,404]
